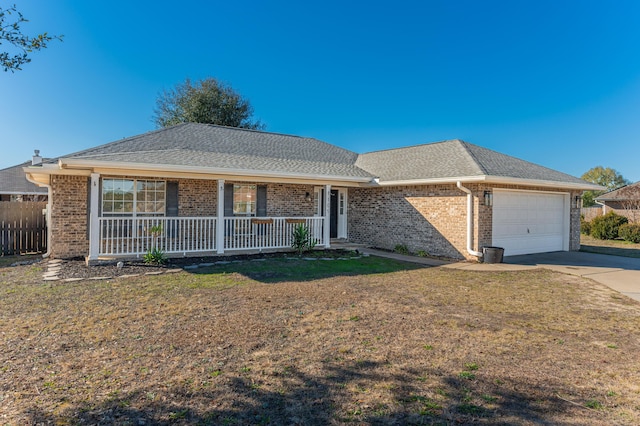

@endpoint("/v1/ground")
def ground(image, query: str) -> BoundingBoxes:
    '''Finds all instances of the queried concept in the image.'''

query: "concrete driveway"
[445,251,640,302]
[502,251,640,302]
[362,246,640,302]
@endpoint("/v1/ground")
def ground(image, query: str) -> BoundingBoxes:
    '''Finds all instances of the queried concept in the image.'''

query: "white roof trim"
[0,191,47,195]
[373,175,603,190]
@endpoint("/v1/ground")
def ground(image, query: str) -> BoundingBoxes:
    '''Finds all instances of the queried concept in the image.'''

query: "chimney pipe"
[32,149,42,166]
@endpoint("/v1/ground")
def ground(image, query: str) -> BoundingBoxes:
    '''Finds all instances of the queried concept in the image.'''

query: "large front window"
[233,184,256,216]
[102,178,166,215]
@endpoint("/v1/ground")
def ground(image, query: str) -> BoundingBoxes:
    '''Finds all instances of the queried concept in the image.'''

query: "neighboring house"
[595,182,640,223]
[24,123,601,262]
[0,153,49,202]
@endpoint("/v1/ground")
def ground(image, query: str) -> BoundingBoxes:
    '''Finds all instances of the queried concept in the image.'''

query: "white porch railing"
[223,217,325,251]
[98,216,325,256]
[99,216,218,256]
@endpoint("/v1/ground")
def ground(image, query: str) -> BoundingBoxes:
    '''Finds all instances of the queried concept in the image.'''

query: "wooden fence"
[0,201,47,256]
[581,206,603,222]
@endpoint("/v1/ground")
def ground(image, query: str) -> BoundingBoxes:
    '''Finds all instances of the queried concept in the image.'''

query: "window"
[233,184,256,216]
[102,178,166,216]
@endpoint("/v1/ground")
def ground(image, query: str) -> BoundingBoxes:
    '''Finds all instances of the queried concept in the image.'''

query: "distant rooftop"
[0,161,49,195]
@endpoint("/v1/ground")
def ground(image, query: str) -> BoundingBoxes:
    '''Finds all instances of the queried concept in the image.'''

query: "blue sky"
[1,0,639,181]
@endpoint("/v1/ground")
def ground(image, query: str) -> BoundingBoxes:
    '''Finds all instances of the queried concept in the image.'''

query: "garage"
[492,190,569,256]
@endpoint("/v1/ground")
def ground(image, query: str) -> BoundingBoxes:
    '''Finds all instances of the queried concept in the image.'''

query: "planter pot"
[482,246,504,264]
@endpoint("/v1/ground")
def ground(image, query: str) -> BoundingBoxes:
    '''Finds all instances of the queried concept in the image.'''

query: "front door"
[320,189,340,238]
[330,190,338,238]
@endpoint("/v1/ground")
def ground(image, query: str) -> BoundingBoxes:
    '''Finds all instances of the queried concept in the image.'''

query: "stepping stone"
[43,271,59,278]
[48,259,63,265]
[43,276,60,281]
[47,267,61,273]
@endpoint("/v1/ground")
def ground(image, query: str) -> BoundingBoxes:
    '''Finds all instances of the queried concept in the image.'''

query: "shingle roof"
[355,139,591,185]
[0,161,49,194]
[56,123,593,187]
[595,181,640,201]
[64,123,372,178]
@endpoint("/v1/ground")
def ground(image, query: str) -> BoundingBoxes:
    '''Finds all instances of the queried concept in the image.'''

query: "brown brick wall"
[348,184,471,259]
[264,183,315,216]
[178,179,217,216]
[348,183,583,260]
[49,173,583,260]
[50,175,89,258]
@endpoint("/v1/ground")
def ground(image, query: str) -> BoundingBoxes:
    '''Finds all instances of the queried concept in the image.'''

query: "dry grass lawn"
[1,256,640,425]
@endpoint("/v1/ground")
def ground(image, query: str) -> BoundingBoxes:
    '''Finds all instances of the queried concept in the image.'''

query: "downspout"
[25,173,53,258]
[456,181,483,258]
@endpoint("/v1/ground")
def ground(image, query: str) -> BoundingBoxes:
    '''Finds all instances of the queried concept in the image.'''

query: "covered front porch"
[87,175,347,260]
[97,215,326,257]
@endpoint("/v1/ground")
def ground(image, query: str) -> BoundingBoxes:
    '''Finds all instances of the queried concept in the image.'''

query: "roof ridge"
[190,122,312,140]
[360,138,464,156]
[458,140,489,175]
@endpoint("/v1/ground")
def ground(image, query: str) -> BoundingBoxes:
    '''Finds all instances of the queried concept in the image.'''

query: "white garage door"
[492,190,568,256]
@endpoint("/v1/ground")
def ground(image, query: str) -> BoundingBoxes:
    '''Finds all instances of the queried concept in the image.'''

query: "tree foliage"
[580,166,630,207]
[153,77,265,130]
[1,4,62,72]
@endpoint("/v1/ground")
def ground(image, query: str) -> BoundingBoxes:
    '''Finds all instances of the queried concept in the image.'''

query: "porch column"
[87,173,100,261]
[216,179,225,254]
[324,184,331,248]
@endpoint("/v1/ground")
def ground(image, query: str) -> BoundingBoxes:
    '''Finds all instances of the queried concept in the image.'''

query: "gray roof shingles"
[66,123,372,178]
[356,139,589,185]
[0,161,49,194]
[59,123,589,186]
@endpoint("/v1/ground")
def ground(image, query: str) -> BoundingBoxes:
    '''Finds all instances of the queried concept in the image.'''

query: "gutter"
[456,181,483,258]
[24,173,52,258]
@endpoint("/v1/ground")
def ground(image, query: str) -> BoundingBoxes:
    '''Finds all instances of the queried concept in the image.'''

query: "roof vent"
[32,149,42,166]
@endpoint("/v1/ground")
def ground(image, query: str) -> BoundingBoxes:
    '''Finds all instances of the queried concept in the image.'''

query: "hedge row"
[581,212,640,243]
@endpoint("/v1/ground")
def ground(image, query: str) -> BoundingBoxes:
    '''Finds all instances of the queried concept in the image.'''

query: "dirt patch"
[1,259,639,425]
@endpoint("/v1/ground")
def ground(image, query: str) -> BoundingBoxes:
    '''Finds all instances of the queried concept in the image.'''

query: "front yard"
[1,256,639,425]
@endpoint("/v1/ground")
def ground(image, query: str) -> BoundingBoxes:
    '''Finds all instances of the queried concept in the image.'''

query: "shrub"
[291,223,316,255]
[619,223,640,243]
[590,212,628,240]
[144,247,166,265]
[580,217,591,235]
[394,244,409,255]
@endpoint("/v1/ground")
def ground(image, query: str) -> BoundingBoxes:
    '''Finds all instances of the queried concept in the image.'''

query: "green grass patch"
[192,256,423,283]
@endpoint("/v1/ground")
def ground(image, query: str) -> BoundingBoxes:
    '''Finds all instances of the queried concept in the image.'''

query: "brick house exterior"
[25,123,600,261]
